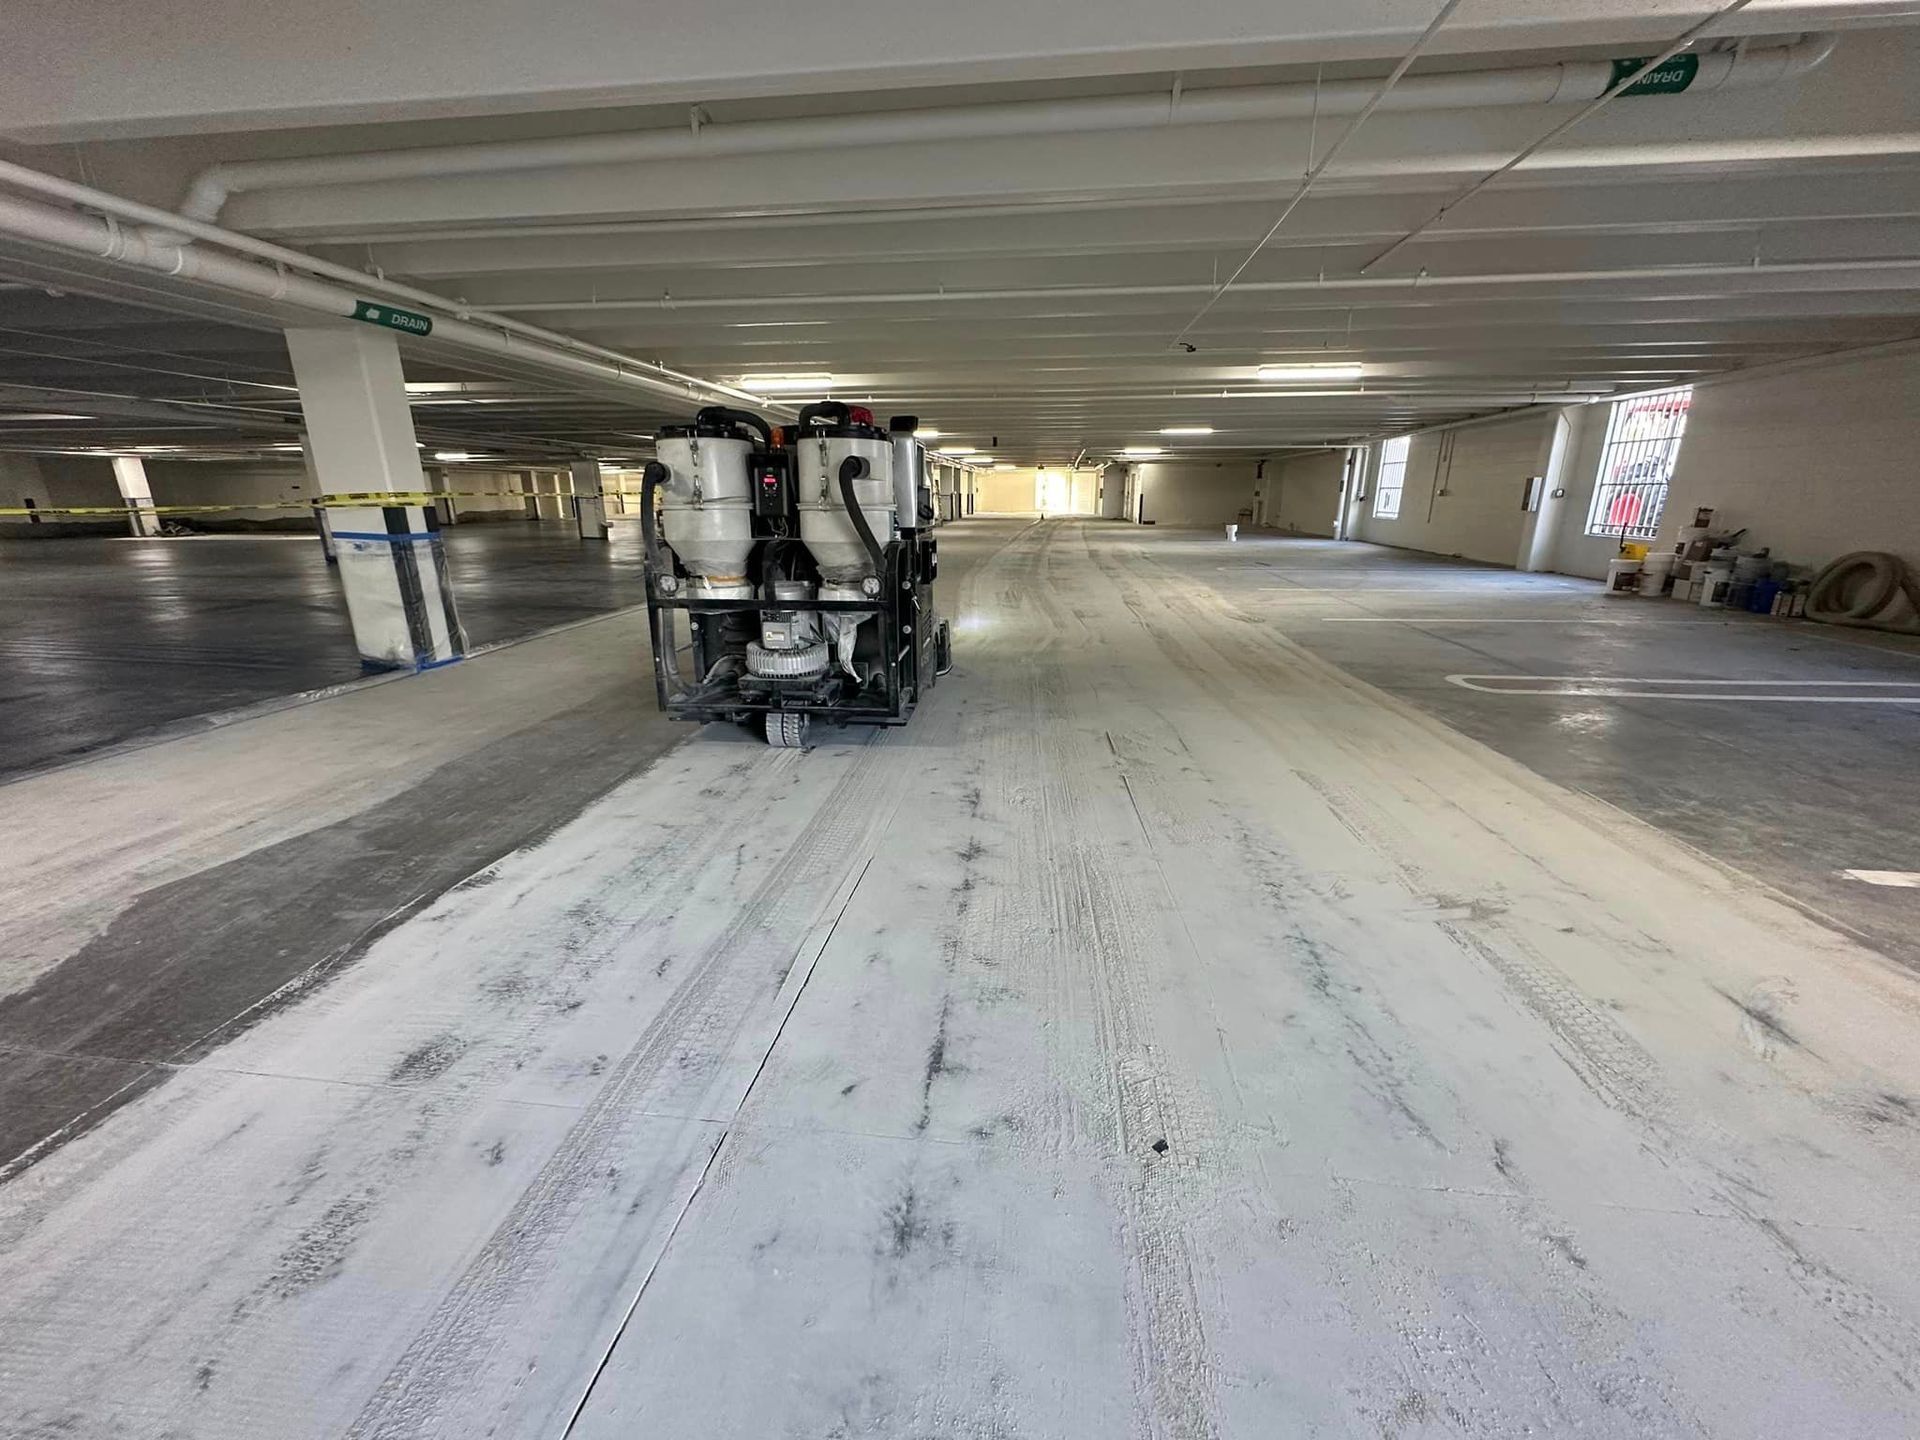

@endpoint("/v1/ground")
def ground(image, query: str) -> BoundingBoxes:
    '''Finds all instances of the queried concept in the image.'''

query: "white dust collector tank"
[653,421,756,598]
[794,405,895,586]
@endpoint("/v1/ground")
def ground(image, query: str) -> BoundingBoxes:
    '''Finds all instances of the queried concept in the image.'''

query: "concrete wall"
[975,467,1101,515]
[0,454,126,535]
[145,459,317,530]
[1351,412,1552,565]
[1649,348,1920,570]
[447,469,536,521]
[1133,461,1258,527]
[976,468,1037,513]
[1262,450,1345,536]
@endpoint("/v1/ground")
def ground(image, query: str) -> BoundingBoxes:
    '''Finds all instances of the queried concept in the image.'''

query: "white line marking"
[1842,869,1920,888]
[1446,674,1920,702]
[1317,616,1704,624]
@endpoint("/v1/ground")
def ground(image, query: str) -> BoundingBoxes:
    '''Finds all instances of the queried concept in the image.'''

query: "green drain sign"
[1609,53,1700,96]
[352,300,434,336]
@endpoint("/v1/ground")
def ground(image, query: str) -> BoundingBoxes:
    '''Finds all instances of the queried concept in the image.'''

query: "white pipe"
[177,34,1838,222]
[0,189,778,413]
[481,256,1920,312]
[0,159,784,415]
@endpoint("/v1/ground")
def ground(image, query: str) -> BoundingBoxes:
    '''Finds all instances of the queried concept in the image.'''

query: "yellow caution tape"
[0,490,607,517]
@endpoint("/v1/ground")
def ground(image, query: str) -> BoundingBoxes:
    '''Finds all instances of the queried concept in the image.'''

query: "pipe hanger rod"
[1358,0,1767,274]
[1170,0,1468,346]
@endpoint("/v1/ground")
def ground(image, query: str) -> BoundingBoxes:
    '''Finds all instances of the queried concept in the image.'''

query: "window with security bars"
[1585,385,1692,540]
[1372,435,1410,519]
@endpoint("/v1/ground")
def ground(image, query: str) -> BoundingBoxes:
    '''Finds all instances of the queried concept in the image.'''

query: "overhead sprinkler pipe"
[173,35,1836,223]
[0,159,784,416]
[479,257,1920,313]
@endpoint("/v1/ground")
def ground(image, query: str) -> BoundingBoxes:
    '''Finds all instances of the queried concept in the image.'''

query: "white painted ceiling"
[1,1,1917,467]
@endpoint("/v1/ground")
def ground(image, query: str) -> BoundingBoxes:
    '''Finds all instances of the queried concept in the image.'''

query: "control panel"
[750,450,795,523]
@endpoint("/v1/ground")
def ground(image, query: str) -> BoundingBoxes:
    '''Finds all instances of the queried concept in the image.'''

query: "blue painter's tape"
[417,655,464,671]
[334,530,442,543]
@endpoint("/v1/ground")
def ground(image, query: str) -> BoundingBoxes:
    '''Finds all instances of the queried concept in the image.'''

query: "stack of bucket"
[1637,551,1677,596]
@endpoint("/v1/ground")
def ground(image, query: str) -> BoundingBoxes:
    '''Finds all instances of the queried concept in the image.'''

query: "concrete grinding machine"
[640,402,951,747]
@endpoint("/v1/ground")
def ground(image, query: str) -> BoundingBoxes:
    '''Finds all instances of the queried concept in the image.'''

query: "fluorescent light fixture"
[432,451,472,462]
[941,446,978,455]
[0,411,90,421]
[913,428,941,440]
[738,373,835,392]
[1122,447,1164,457]
[1257,363,1364,382]
[1158,425,1213,436]
[992,462,1016,471]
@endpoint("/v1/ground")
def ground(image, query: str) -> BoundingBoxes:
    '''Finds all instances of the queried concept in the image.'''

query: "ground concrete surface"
[3,518,1919,1437]
[0,521,650,775]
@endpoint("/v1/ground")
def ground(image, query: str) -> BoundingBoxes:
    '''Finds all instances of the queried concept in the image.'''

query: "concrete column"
[570,458,608,539]
[110,456,159,537]
[427,465,458,526]
[286,325,465,671]
[521,468,541,520]
[1517,411,1575,573]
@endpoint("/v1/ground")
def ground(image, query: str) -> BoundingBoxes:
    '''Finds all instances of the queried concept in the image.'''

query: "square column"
[287,325,466,672]
[110,456,159,537]
[570,458,608,539]
[426,465,458,526]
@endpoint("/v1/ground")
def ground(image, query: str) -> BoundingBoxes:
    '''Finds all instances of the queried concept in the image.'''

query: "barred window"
[1372,436,1410,519]
[1586,385,1692,540]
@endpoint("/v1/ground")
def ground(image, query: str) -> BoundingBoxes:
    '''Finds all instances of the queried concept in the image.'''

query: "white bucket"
[1606,558,1642,594]
[1637,552,1677,596]
[1732,553,1769,582]
[1224,524,1238,542]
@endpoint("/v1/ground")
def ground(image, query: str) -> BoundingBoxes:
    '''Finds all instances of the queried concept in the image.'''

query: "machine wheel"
[765,712,811,748]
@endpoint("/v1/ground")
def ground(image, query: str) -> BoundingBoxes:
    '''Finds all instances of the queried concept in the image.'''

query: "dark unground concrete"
[1132,531,1920,973]
[0,520,650,774]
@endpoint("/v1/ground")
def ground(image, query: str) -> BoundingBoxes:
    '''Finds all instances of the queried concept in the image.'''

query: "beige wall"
[0,454,123,534]
[975,467,1101,514]
[1649,348,1920,571]
[145,459,316,528]
[975,468,1037,513]
[1263,450,1345,536]
[1134,461,1258,527]
[449,469,538,520]
[1351,412,1554,566]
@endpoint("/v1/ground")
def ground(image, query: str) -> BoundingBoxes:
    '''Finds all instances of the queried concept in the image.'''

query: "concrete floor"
[0,520,650,775]
[4,520,1920,1436]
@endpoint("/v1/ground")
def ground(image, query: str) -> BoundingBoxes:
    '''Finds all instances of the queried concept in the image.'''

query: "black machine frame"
[639,408,945,736]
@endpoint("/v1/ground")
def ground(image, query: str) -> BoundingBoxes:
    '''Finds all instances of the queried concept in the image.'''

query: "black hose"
[838,456,886,572]
[640,460,667,574]
[694,405,771,448]
[797,400,852,432]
